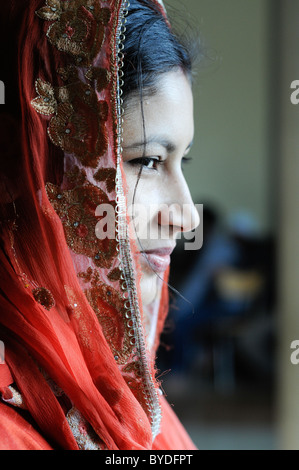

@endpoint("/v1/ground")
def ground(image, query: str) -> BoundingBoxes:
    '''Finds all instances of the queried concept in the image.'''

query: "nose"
[157,172,200,236]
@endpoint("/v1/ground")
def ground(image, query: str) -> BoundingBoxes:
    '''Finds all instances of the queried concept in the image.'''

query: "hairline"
[123,66,193,111]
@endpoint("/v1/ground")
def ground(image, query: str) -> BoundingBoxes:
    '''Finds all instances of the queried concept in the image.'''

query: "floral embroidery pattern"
[31,78,57,116]
[31,74,109,168]
[85,66,111,93]
[36,0,111,66]
[32,0,112,167]
[107,266,122,282]
[46,182,117,269]
[78,267,132,364]
[31,0,162,439]
[94,167,117,193]
[76,266,152,418]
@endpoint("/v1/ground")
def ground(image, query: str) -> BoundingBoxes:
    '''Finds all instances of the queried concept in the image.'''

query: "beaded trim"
[113,0,162,439]
[30,0,162,442]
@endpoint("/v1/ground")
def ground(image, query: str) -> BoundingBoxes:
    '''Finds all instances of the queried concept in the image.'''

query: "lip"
[140,246,175,273]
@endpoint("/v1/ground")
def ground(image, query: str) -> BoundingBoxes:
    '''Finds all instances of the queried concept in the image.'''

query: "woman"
[0,0,199,450]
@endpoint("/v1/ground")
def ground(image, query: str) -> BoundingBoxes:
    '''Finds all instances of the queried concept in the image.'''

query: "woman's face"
[122,70,199,306]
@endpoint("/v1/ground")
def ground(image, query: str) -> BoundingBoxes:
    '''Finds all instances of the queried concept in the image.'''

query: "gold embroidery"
[94,167,117,193]
[35,0,62,22]
[31,78,57,116]
[65,286,92,349]
[107,267,122,282]
[32,287,56,310]
[78,268,132,364]
[85,66,111,93]
[66,407,106,450]
[36,1,111,66]
[32,75,109,168]
[1,385,26,410]
[8,228,56,310]
[46,182,117,268]
[65,164,87,186]
[32,0,162,436]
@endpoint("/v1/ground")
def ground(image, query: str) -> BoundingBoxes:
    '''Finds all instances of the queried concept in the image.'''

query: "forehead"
[123,70,194,149]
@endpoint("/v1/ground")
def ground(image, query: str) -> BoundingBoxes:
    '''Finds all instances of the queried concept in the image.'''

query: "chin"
[140,271,158,306]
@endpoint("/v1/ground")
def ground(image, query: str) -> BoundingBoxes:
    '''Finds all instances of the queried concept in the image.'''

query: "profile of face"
[122,70,200,306]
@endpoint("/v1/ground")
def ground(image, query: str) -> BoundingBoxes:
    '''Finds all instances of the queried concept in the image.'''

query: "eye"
[127,156,164,170]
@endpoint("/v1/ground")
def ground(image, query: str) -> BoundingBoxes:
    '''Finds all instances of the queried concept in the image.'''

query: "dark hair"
[121,1,199,309]
[122,0,194,99]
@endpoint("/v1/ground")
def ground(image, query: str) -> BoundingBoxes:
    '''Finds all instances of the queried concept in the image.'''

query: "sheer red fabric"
[0,0,196,450]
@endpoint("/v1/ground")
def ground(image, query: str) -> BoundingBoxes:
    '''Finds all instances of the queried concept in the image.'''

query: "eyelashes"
[127,156,193,171]
[127,156,164,170]
[182,156,193,165]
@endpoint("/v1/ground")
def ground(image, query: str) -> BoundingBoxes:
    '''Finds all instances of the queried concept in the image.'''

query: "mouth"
[140,246,175,273]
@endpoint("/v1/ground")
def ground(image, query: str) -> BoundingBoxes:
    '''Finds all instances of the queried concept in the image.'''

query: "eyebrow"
[123,137,194,154]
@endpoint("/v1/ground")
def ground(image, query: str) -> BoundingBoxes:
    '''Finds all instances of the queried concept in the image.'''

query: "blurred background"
[156,0,299,450]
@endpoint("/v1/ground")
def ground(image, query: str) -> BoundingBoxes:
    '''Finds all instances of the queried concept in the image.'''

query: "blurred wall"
[276,0,299,451]
[168,0,274,235]
[165,0,299,450]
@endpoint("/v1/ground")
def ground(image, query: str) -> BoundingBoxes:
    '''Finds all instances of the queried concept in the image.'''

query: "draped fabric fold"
[0,0,196,450]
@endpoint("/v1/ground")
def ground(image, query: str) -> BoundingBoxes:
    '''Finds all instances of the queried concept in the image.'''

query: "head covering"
[0,0,196,450]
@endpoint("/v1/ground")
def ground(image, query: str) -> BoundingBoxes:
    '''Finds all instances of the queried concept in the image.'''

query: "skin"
[122,69,200,307]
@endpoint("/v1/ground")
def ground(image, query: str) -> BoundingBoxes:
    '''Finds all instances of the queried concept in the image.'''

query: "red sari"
[0,0,196,450]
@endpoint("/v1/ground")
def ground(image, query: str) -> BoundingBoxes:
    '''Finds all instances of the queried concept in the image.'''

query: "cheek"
[123,168,161,230]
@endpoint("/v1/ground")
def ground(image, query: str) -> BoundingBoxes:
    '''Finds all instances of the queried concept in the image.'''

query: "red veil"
[0,0,196,450]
